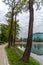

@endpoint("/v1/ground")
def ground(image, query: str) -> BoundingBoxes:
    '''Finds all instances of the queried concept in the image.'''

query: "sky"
[0,0,43,38]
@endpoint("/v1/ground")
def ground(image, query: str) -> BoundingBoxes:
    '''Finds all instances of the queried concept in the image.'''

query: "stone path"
[18,46,43,65]
[0,44,9,65]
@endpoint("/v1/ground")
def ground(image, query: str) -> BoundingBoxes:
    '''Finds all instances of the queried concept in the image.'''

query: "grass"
[5,46,40,65]
[15,47,23,55]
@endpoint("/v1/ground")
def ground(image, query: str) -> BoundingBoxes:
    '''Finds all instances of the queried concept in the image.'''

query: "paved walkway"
[0,44,9,65]
[18,46,43,65]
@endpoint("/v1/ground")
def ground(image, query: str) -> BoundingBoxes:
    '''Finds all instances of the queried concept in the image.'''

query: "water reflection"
[32,44,43,55]
[19,44,43,55]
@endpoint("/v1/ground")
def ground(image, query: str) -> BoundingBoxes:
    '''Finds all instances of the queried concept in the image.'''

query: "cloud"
[17,11,29,38]
[0,0,8,24]
[17,7,43,38]
[33,7,43,33]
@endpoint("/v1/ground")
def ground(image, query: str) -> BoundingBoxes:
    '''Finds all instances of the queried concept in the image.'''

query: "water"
[32,44,43,55]
[19,44,43,55]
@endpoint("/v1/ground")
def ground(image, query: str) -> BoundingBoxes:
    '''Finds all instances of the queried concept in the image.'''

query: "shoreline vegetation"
[5,46,40,65]
[1,33,43,43]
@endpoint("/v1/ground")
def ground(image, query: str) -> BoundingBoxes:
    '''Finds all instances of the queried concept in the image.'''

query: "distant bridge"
[15,42,43,45]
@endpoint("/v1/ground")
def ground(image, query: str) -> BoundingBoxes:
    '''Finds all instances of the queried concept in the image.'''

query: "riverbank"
[5,46,40,65]
[18,46,43,65]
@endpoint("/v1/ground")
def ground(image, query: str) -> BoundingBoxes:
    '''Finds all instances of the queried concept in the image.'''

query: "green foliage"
[1,25,9,42]
[5,46,40,65]
[32,33,43,42]
[16,38,22,42]
[3,0,24,44]
[0,22,20,42]
[0,41,4,44]
[33,37,43,42]
[21,0,27,3]
[3,0,24,13]
[12,21,20,39]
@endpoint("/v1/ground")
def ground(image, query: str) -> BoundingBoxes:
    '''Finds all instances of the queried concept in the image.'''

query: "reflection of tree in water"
[37,44,41,49]
[34,44,41,49]
[34,44,36,48]
[32,44,43,55]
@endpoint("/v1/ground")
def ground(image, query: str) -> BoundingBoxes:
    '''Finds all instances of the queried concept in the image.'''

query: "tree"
[1,24,8,42]
[3,0,15,47]
[13,20,20,45]
[3,0,24,47]
[12,0,24,45]
[21,0,43,62]
[6,11,20,45]
[13,15,16,45]
[22,0,34,62]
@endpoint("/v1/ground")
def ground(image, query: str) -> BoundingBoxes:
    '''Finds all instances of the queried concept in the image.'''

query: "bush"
[0,41,5,45]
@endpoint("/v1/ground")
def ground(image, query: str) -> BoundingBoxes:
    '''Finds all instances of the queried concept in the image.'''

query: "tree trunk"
[8,29,11,47]
[13,15,16,45]
[8,6,14,47]
[22,0,34,62]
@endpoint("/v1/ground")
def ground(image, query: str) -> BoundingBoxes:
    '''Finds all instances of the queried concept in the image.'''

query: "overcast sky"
[0,0,43,38]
